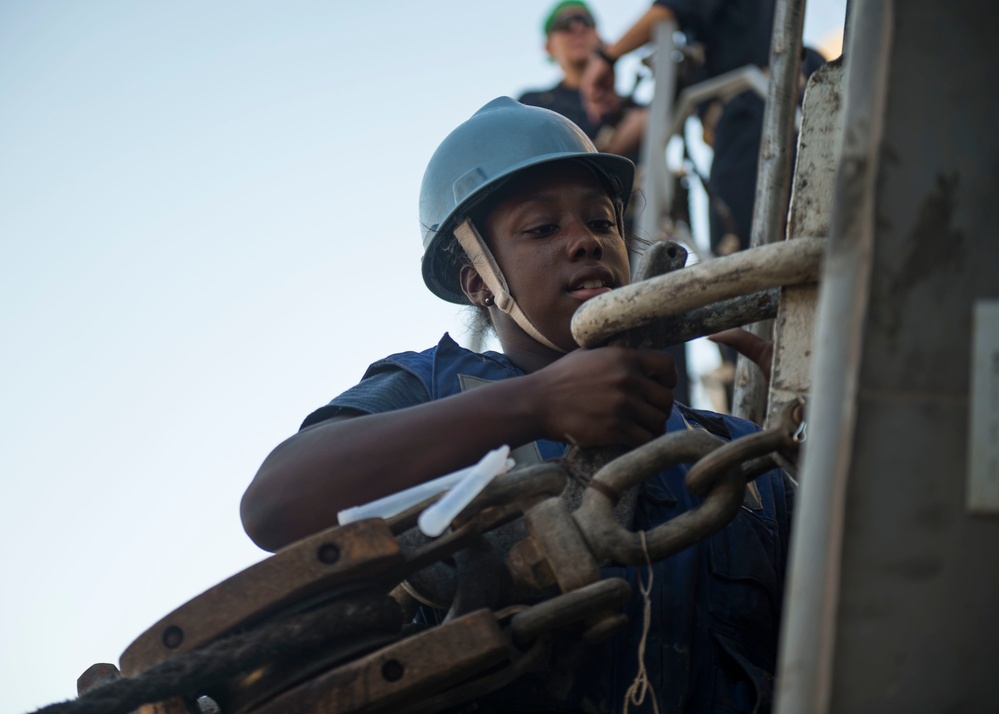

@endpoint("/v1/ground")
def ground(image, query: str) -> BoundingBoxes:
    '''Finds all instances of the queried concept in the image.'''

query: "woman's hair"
[440,236,496,338]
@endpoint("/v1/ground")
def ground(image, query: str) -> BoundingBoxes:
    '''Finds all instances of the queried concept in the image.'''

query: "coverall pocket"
[707,510,782,665]
[710,630,776,714]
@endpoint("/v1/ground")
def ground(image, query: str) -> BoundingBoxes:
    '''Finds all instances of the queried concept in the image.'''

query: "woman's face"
[478,161,630,354]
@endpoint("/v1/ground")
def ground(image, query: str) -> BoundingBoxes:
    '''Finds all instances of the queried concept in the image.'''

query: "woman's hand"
[243,347,676,551]
[708,328,775,381]
[527,346,677,448]
[581,54,618,124]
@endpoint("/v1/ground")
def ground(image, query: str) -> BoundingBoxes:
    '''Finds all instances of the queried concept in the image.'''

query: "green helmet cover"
[542,1,594,35]
[419,97,635,304]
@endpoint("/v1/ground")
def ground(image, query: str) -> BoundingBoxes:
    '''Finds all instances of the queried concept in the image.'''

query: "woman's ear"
[459,265,492,307]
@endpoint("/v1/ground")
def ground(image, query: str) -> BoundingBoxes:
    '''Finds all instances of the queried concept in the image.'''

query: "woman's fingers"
[708,328,774,380]
[533,346,681,448]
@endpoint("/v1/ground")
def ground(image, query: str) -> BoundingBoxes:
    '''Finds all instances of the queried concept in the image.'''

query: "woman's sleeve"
[299,364,431,430]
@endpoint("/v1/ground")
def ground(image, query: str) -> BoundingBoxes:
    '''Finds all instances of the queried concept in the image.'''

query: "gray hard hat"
[419,96,636,304]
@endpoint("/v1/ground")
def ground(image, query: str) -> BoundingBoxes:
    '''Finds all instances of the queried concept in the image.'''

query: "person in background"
[581,0,777,257]
[519,0,648,162]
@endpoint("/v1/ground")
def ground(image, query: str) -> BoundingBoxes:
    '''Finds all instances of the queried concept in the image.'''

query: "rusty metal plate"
[247,609,511,714]
[120,520,403,676]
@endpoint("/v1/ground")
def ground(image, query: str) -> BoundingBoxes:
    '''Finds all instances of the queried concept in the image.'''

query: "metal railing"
[635,1,807,425]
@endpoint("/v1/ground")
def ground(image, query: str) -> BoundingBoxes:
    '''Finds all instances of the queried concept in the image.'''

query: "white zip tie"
[417,445,513,537]
[338,461,479,525]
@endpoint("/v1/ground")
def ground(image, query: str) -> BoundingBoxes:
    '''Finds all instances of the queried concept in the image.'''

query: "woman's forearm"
[240,377,542,551]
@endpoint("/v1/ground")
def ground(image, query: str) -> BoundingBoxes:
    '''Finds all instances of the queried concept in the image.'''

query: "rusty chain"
[48,403,806,714]
[573,400,804,567]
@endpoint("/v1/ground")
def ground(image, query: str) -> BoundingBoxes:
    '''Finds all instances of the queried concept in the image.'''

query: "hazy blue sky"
[0,2,844,711]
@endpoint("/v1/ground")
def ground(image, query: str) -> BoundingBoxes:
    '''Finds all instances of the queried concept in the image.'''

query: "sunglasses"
[550,13,596,33]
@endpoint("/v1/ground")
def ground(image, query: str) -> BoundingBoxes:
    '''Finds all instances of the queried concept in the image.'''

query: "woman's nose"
[568,223,603,260]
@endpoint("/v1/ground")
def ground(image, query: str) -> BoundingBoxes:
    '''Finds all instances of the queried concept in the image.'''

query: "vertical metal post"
[764,61,844,430]
[774,2,891,709]
[634,20,677,275]
[778,0,999,708]
[731,0,806,424]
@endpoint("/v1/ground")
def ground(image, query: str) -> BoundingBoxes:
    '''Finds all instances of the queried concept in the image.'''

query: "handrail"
[572,237,823,348]
[635,18,678,262]
[730,0,806,424]
[666,66,769,140]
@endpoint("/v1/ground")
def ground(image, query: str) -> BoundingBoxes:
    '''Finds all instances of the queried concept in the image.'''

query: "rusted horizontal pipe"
[572,237,824,347]
[620,289,780,348]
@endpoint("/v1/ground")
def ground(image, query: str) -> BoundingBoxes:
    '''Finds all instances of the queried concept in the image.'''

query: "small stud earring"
[483,295,494,307]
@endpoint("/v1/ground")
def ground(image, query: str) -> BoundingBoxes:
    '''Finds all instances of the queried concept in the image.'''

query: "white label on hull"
[968,300,999,515]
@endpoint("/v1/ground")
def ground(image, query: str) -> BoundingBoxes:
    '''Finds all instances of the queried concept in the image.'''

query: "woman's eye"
[589,219,616,232]
[526,223,558,236]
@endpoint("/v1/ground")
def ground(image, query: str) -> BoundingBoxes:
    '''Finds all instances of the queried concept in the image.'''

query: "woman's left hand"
[708,328,775,381]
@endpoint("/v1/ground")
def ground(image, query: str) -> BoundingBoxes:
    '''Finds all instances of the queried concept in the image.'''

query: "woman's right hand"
[243,346,676,551]
[526,346,677,448]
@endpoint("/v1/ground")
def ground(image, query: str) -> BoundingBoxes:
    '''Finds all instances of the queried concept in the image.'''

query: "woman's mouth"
[568,279,613,301]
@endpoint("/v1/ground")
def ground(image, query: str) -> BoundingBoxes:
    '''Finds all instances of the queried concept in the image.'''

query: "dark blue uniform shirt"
[303,334,794,712]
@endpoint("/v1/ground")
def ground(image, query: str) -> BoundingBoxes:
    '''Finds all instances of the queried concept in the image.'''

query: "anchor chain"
[46,405,806,714]
[573,400,804,567]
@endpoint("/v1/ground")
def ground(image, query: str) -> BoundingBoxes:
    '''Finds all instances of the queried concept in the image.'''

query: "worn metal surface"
[765,61,845,428]
[775,2,890,707]
[574,430,728,564]
[610,239,688,350]
[508,578,632,647]
[247,609,510,714]
[731,0,806,425]
[506,532,556,592]
[393,637,550,714]
[523,497,601,592]
[136,701,188,714]
[571,237,823,347]
[567,240,688,529]
[686,401,801,497]
[120,519,403,676]
[61,591,399,714]
[78,664,123,696]
[635,19,678,253]
[394,463,568,611]
[655,289,780,346]
[575,408,799,566]
[75,663,198,714]
[447,535,511,617]
[776,0,999,711]
[57,424,803,714]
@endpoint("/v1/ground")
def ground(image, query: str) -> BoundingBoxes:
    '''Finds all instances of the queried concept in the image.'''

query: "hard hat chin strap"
[453,219,567,354]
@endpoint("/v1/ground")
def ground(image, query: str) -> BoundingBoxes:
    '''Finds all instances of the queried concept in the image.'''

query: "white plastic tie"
[417,445,513,537]
[338,463,477,525]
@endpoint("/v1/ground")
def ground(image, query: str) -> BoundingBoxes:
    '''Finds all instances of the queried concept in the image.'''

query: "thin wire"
[623,531,660,714]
